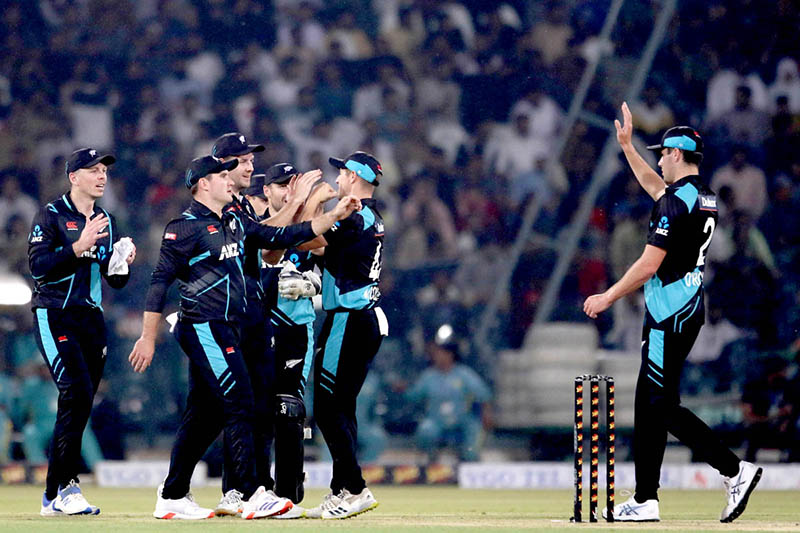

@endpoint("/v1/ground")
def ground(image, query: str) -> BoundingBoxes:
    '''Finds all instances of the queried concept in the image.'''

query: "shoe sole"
[721,467,762,523]
[321,501,379,520]
[214,508,242,517]
[154,511,215,520]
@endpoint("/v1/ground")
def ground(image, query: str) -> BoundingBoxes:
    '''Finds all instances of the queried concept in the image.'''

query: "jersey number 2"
[696,218,715,267]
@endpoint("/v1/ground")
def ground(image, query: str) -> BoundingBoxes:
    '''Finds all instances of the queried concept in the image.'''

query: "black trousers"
[33,307,106,499]
[221,307,275,493]
[162,320,259,500]
[272,320,314,500]
[634,304,740,501]
[314,308,383,494]
[273,321,314,398]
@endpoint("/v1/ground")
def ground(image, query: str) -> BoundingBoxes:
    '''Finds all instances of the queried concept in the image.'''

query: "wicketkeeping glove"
[278,261,322,300]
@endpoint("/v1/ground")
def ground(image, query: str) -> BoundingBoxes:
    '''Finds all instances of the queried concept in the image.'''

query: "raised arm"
[616,102,666,201]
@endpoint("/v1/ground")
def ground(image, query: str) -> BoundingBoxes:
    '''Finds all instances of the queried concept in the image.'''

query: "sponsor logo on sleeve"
[164,232,177,240]
[655,216,669,236]
[699,196,718,211]
[30,225,44,243]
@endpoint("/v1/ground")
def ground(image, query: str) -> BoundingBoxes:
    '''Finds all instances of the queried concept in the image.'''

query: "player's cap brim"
[329,157,346,169]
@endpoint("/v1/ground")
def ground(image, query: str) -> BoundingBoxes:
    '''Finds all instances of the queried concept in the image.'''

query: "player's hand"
[331,195,361,220]
[287,170,321,205]
[308,181,337,205]
[614,101,633,148]
[129,336,155,373]
[126,241,137,265]
[73,214,109,257]
[583,292,612,319]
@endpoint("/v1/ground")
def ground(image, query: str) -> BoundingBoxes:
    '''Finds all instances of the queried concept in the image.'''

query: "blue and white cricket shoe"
[602,495,659,522]
[720,461,762,523]
[40,492,63,517]
[44,480,100,516]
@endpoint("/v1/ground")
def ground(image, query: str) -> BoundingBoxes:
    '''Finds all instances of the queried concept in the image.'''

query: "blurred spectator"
[404,327,492,462]
[60,61,117,150]
[353,61,410,123]
[485,109,548,178]
[710,147,768,220]
[328,10,374,59]
[707,85,771,152]
[399,176,458,262]
[629,86,675,142]
[741,355,800,462]
[315,61,353,119]
[0,146,41,200]
[768,58,800,113]
[355,372,388,462]
[706,58,769,118]
[0,175,37,232]
[0,372,14,464]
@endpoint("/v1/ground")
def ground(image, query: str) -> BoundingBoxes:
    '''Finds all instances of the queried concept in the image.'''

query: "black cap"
[646,126,704,155]
[65,148,116,175]
[212,132,265,158]
[185,155,238,188]
[265,163,300,185]
[329,151,382,186]
[243,174,267,198]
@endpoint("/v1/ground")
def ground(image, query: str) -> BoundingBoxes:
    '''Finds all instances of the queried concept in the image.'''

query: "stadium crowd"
[0,0,798,465]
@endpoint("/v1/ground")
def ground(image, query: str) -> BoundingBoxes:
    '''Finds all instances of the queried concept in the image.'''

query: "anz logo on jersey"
[219,242,239,260]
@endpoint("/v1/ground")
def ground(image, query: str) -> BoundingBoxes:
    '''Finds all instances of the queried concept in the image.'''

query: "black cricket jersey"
[644,175,718,324]
[28,191,129,310]
[224,194,266,304]
[145,199,316,323]
[321,198,384,311]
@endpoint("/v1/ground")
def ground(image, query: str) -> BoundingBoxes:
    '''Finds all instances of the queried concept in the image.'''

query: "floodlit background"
[0,0,799,483]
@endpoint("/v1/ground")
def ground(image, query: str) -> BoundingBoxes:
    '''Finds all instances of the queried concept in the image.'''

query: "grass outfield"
[0,486,798,532]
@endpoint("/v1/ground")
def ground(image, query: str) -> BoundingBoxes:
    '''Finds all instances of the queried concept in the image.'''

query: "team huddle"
[30,131,386,520]
[28,106,762,523]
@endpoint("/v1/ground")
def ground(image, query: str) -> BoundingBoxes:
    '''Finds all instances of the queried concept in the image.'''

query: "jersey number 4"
[696,218,715,267]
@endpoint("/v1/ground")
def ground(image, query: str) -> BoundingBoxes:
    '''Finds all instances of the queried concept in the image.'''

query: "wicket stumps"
[572,374,615,523]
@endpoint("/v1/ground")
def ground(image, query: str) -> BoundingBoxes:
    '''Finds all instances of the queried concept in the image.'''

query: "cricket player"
[304,151,388,520]
[584,103,761,523]
[30,148,136,516]
[259,163,337,507]
[127,155,360,520]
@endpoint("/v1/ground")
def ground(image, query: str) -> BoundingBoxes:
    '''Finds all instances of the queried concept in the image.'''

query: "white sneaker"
[602,495,660,522]
[720,461,762,523]
[321,488,379,519]
[214,489,244,516]
[52,480,100,515]
[40,492,63,517]
[241,486,293,519]
[304,491,338,519]
[153,483,215,520]
[272,504,305,519]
